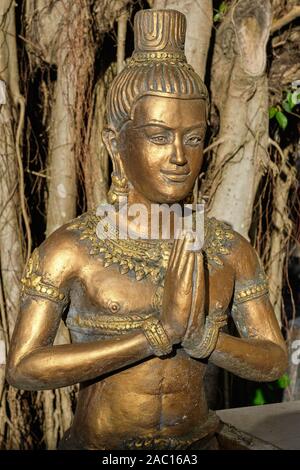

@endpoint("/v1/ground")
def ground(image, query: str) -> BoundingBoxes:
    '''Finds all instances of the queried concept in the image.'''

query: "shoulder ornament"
[21,248,66,304]
[203,217,235,268]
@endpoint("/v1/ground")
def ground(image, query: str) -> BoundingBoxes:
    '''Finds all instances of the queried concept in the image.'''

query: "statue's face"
[119,95,206,204]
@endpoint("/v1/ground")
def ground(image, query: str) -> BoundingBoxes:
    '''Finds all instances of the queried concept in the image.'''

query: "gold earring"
[107,172,129,205]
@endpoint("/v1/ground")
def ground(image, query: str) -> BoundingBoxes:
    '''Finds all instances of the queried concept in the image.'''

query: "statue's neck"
[116,188,184,240]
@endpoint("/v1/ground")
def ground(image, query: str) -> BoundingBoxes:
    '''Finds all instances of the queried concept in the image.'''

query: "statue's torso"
[60,212,236,449]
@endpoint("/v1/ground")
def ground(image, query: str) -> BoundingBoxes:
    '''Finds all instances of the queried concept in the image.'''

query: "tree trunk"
[85,67,116,209]
[208,0,272,238]
[0,0,31,449]
[152,0,213,79]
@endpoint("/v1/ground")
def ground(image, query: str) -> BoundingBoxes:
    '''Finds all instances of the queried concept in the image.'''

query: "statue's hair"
[106,9,209,131]
[106,60,209,132]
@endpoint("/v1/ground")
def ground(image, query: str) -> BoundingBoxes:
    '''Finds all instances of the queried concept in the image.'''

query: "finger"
[167,241,176,269]
[172,234,186,268]
[181,252,195,290]
[177,232,195,274]
[196,251,205,290]
[167,237,181,271]
[182,230,197,254]
[168,230,193,277]
[182,252,206,344]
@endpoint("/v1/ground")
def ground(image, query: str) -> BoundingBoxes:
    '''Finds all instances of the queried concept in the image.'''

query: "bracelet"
[67,313,172,357]
[182,310,227,359]
[143,316,172,357]
[151,286,164,312]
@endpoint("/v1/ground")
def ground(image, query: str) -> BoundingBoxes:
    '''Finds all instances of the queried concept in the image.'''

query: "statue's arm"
[209,236,288,382]
[7,300,152,390]
[6,231,153,391]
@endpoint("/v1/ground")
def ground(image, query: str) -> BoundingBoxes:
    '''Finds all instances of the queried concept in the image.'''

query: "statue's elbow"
[263,344,288,382]
[6,357,40,391]
[5,361,23,390]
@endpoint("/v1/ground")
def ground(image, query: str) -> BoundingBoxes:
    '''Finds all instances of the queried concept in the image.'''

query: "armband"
[234,273,268,305]
[21,248,67,304]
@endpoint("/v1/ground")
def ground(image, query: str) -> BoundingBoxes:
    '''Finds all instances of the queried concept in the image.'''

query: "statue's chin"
[144,194,190,205]
[149,190,192,205]
[128,180,193,205]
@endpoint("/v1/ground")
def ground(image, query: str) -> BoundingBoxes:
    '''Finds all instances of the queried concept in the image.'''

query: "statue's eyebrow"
[184,123,206,132]
[132,121,172,130]
[132,121,206,131]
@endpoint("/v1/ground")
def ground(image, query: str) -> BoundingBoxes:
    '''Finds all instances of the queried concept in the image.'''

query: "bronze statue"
[6,9,287,450]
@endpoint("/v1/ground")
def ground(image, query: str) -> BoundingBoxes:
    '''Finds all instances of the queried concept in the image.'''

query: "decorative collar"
[67,210,235,285]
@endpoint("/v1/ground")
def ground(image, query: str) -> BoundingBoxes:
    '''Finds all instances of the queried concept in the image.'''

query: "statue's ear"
[102,127,118,158]
[102,127,124,175]
[102,127,120,170]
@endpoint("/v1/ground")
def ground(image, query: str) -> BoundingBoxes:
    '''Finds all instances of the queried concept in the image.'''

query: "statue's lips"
[160,169,191,183]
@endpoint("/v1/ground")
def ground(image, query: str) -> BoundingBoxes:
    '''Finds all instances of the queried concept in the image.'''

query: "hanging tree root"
[271,5,300,34]
[267,140,296,326]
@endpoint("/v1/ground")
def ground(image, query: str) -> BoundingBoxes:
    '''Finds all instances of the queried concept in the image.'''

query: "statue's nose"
[170,138,187,166]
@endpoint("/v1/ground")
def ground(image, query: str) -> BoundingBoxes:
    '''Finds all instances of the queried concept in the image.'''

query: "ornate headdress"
[106,9,209,131]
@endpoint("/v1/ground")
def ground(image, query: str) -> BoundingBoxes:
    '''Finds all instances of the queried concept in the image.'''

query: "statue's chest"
[80,265,156,314]
[66,263,158,341]
[65,212,236,340]
[66,254,234,343]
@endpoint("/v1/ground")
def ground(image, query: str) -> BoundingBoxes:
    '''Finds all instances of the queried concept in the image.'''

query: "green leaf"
[282,91,300,114]
[269,106,277,119]
[275,111,288,129]
[214,2,228,22]
[291,90,300,107]
[287,91,295,110]
[219,1,227,14]
[282,99,292,113]
[277,373,291,389]
[253,388,266,406]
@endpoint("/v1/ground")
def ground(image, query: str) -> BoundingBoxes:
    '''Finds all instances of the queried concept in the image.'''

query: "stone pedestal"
[216,401,300,450]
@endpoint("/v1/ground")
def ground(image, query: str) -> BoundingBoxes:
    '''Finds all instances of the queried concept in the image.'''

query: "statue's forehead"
[131,95,206,128]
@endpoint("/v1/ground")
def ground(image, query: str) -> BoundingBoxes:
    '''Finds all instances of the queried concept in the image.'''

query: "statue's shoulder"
[203,216,259,275]
[41,211,94,250]
[30,211,95,280]
[66,210,99,236]
[203,216,236,268]
[22,211,103,299]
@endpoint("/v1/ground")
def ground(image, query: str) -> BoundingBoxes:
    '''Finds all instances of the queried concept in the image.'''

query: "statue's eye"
[150,135,169,144]
[185,135,203,146]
